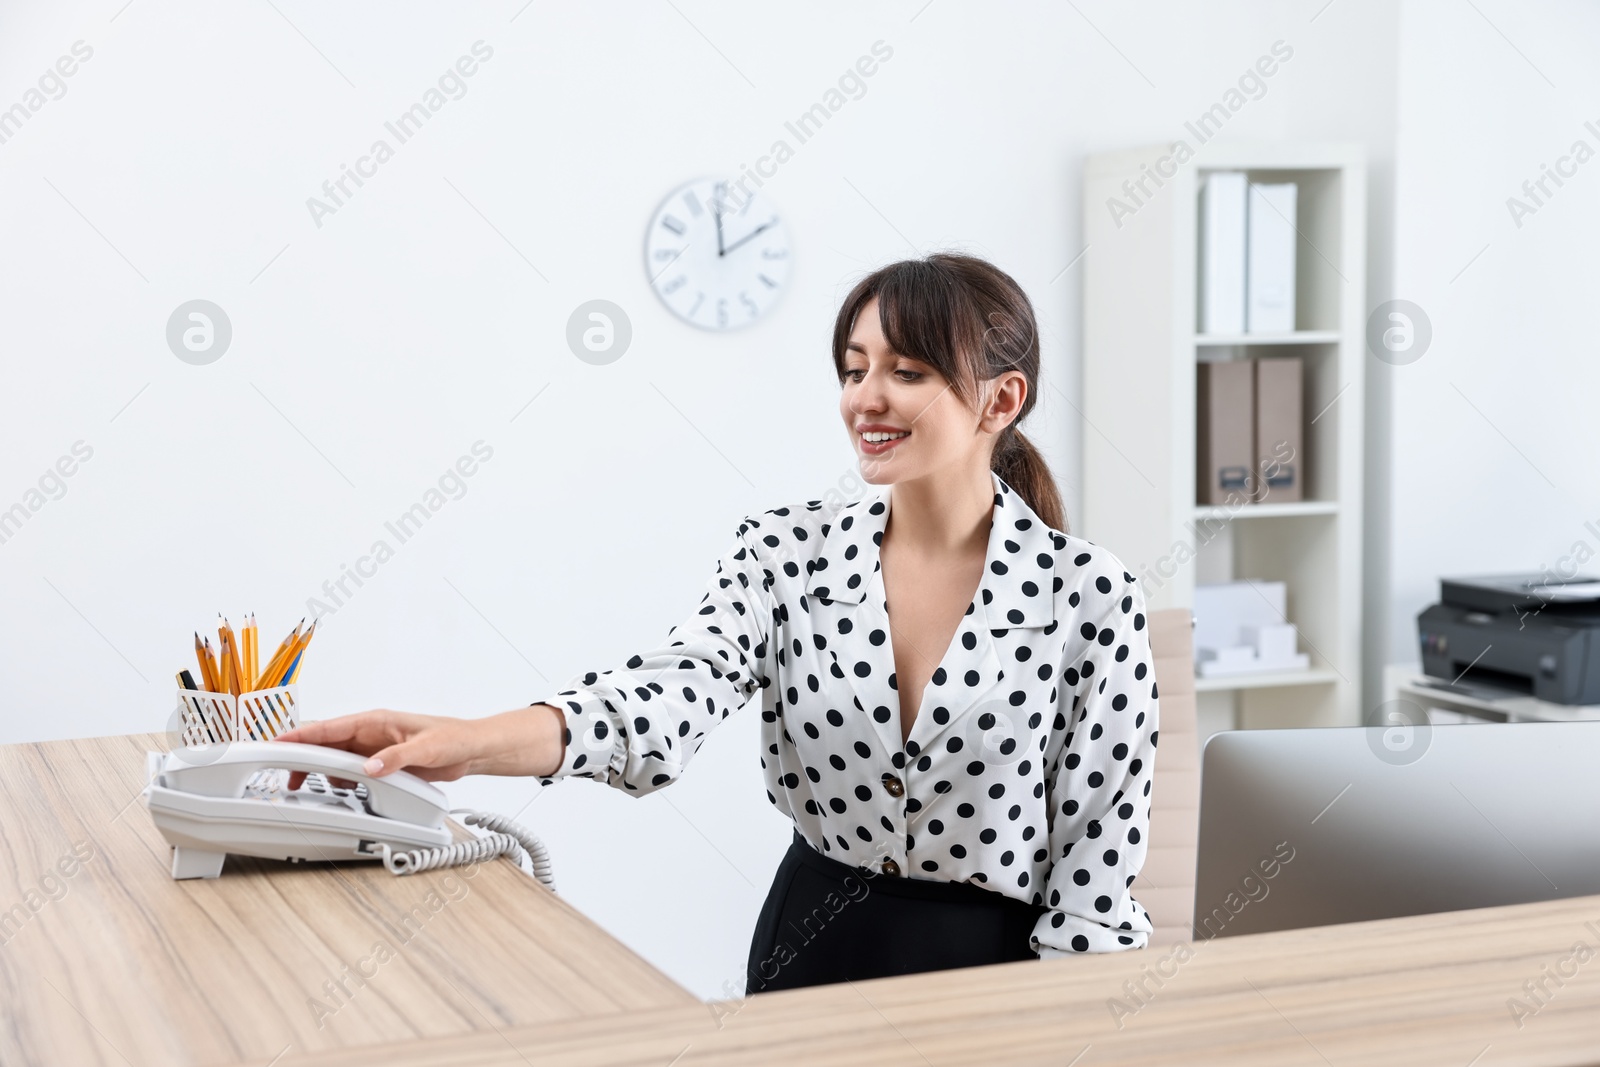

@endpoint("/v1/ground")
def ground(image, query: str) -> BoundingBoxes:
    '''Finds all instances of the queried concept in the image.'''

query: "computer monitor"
[1193,721,1600,939]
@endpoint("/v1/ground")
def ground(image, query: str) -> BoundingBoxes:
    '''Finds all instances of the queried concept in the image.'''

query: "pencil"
[176,669,198,691]
[219,633,234,697]
[240,617,256,694]
[207,635,223,694]
[257,621,302,689]
[283,620,318,685]
[248,613,259,690]
[216,616,228,680]
[217,618,235,698]
[202,636,221,694]
[193,633,219,693]
[220,617,245,698]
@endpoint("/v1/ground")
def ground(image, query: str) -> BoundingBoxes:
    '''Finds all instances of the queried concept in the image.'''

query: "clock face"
[645,178,791,331]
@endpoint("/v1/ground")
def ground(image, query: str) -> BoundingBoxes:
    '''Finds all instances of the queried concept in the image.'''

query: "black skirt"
[745,827,1046,994]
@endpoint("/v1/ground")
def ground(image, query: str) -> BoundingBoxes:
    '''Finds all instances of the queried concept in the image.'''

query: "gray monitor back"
[1194,721,1600,939]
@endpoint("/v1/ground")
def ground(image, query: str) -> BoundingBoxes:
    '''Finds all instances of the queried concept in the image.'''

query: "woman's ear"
[979,372,1027,434]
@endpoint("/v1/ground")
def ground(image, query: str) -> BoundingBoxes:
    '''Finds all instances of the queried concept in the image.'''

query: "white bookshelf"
[1080,140,1366,731]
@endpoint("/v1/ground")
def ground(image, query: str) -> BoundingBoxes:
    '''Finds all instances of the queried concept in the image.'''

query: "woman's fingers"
[278,717,367,790]
[277,713,371,749]
[277,710,407,752]
[269,709,477,783]
[361,741,415,777]
[275,710,409,787]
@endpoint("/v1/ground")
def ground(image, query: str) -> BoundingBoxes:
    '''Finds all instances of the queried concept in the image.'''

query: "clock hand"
[713,187,726,257]
[720,218,777,257]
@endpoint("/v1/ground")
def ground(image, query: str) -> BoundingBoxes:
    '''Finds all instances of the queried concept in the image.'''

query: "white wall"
[0,0,1402,1000]
[1382,0,1600,680]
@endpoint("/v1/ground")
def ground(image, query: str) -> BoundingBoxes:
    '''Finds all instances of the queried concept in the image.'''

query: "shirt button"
[881,858,901,876]
[882,774,904,798]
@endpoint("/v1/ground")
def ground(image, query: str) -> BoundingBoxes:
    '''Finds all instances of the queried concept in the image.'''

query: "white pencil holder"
[176,684,300,745]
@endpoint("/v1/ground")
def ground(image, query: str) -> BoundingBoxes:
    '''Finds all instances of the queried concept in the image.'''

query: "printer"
[1418,574,1600,705]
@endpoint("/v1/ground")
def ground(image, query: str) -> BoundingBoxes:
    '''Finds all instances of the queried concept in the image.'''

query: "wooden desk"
[0,733,692,1066]
[11,734,1600,1067]
[267,894,1600,1067]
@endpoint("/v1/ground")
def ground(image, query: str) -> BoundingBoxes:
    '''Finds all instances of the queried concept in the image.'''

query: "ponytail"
[993,427,1067,533]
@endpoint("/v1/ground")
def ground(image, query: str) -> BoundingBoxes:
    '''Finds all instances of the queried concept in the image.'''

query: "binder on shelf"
[1199,171,1247,335]
[1196,360,1253,505]
[1246,181,1298,333]
[1253,356,1303,503]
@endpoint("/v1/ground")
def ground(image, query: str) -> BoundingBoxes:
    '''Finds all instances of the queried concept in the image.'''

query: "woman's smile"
[857,423,911,454]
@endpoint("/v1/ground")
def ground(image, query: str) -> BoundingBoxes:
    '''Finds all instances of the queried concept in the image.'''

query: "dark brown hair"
[830,253,1067,532]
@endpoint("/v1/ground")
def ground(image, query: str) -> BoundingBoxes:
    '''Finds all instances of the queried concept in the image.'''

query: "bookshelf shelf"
[1192,500,1340,521]
[1194,330,1340,346]
[1081,141,1366,734]
[1194,668,1342,693]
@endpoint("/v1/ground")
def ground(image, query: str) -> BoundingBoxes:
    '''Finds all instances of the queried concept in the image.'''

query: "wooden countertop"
[8,732,1599,1066]
[0,733,692,1067]
[261,891,1600,1067]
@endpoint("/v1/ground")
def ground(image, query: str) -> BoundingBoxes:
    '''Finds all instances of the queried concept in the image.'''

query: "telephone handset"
[144,740,555,890]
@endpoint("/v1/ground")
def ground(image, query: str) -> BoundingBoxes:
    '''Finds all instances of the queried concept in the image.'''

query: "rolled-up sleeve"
[530,520,775,796]
[1031,570,1159,954]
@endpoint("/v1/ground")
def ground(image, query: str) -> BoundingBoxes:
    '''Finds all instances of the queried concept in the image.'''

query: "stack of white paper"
[1246,182,1297,333]
[1199,171,1247,335]
[1193,580,1310,677]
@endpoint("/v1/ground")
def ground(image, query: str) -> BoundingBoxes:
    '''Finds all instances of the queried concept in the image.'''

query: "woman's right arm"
[528,520,776,794]
[275,520,776,789]
[273,702,567,781]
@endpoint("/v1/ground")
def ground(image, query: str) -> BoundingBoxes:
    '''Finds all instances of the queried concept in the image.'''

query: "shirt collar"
[804,469,1061,629]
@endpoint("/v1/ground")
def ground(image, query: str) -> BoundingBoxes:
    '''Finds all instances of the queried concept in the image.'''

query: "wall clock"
[645,177,791,331]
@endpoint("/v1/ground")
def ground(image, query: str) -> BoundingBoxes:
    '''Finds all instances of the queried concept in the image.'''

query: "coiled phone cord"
[374,810,556,892]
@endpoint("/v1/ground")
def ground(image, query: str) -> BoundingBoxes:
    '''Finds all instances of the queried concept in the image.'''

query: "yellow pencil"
[202,636,222,694]
[217,635,232,696]
[257,621,302,689]
[225,618,243,688]
[244,614,257,691]
[283,620,317,685]
[193,632,219,693]
[274,619,301,661]
[218,619,243,698]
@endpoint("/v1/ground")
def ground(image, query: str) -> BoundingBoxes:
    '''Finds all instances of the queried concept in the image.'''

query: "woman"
[275,253,1159,992]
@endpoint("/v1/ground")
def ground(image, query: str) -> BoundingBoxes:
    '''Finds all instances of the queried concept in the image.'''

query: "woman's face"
[840,296,1023,486]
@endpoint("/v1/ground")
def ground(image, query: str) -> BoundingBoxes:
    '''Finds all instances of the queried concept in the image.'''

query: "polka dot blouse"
[531,470,1159,956]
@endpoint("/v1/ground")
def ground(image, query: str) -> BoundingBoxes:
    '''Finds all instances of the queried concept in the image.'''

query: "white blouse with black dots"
[531,469,1160,956]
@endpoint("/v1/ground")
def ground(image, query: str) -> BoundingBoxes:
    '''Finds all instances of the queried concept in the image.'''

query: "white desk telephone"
[144,740,555,890]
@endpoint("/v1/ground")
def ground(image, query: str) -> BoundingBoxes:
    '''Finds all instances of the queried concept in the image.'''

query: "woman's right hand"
[273,704,566,787]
